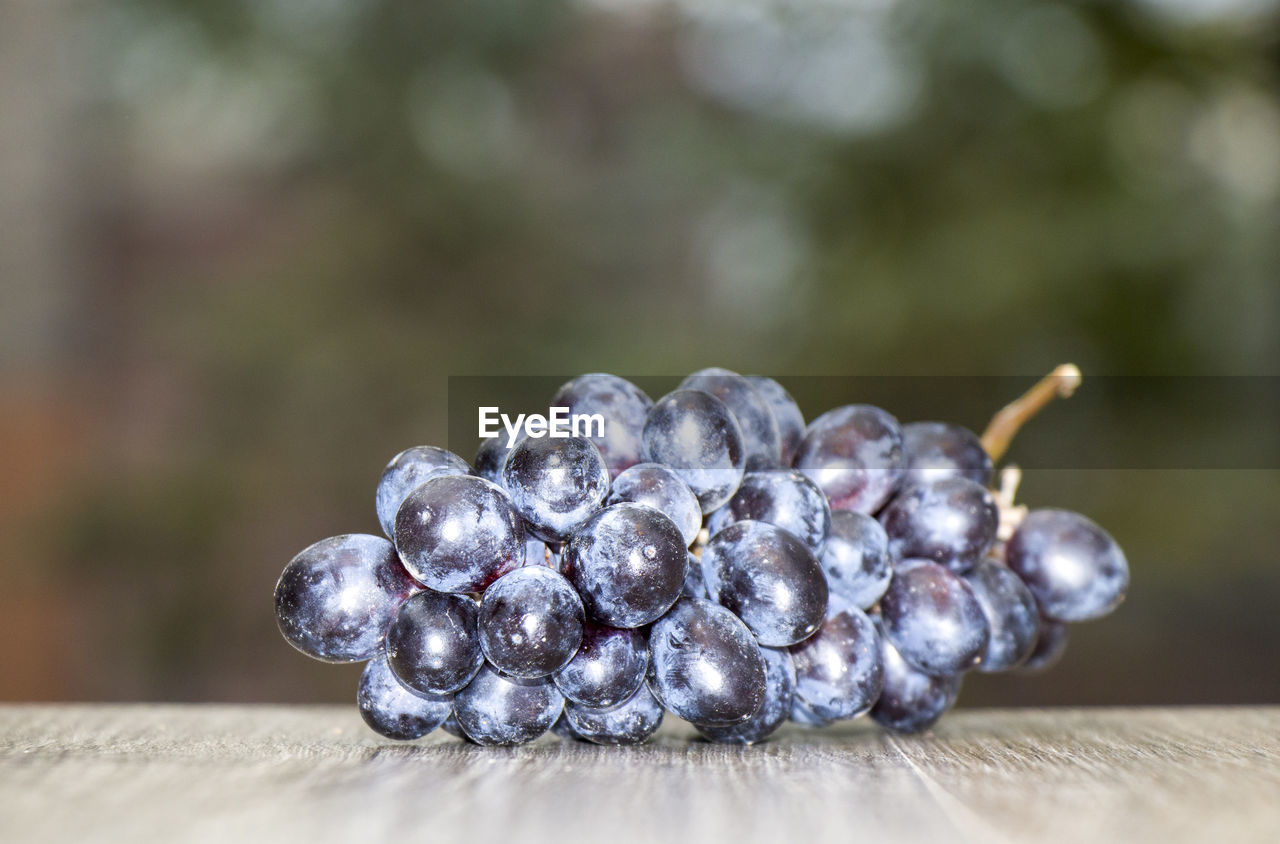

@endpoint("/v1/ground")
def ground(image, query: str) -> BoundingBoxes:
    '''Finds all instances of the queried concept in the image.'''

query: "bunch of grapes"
[275,367,1128,746]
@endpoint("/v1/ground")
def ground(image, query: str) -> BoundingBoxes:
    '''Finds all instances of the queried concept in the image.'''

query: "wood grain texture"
[2,705,1277,844]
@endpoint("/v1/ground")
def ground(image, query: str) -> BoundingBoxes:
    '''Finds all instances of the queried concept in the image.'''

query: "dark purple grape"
[1020,618,1069,673]
[561,503,686,628]
[553,621,648,708]
[550,711,585,741]
[880,560,989,676]
[275,534,418,663]
[501,436,609,543]
[646,597,767,726]
[696,646,795,745]
[441,711,474,742]
[474,434,521,484]
[880,477,999,573]
[820,510,892,611]
[790,695,832,728]
[823,590,863,619]
[606,462,702,547]
[479,567,584,679]
[747,376,805,467]
[375,446,471,539]
[642,389,745,513]
[357,654,452,741]
[1006,509,1129,622]
[870,626,962,734]
[700,520,828,647]
[900,421,992,488]
[793,404,903,515]
[789,605,884,721]
[565,684,664,746]
[963,558,1040,672]
[551,374,654,479]
[386,590,484,695]
[522,533,558,568]
[393,475,524,593]
[683,550,708,599]
[680,368,781,471]
[452,664,564,746]
[707,470,830,555]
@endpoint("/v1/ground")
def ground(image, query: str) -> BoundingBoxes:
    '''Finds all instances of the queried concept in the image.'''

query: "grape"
[789,605,884,721]
[564,684,665,746]
[680,368,781,471]
[870,626,962,734]
[1005,509,1129,622]
[551,374,654,479]
[880,560,989,675]
[386,590,484,695]
[696,646,796,745]
[646,596,767,726]
[820,510,892,611]
[522,533,558,568]
[700,520,828,647]
[1020,618,1069,673]
[793,404,903,515]
[561,503,686,628]
[357,654,452,741]
[823,590,861,619]
[502,436,610,542]
[553,621,648,708]
[707,469,830,555]
[900,422,992,488]
[441,711,474,742]
[790,695,832,728]
[375,446,471,539]
[606,462,702,547]
[747,376,805,467]
[963,558,1040,672]
[682,550,708,599]
[452,664,564,746]
[278,368,1128,742]
[479,566,585,679]
[474,434,521,484]
[880,477,998,573]
[550,712,584,741]
[642,389,745,513]
[275,534,418,663]
[393,475,524,593]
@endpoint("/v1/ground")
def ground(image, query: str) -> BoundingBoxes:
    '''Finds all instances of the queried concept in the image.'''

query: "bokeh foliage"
[13,0,1278,702]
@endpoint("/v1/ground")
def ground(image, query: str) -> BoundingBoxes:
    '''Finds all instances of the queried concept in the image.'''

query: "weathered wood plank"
[2,705,1276,844]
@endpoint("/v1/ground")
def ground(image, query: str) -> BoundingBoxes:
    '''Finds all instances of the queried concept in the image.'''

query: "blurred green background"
[1,0,1277,706]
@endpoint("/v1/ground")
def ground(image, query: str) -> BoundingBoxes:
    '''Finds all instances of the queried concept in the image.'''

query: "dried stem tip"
[994,464,1029,542]
[981,364,1082,463]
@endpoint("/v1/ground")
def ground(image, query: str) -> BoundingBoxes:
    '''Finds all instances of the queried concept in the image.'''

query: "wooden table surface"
[2,705,1276,843]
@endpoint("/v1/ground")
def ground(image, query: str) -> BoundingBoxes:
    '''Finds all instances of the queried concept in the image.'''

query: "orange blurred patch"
[0,380,95,699]
[0,381,91,528]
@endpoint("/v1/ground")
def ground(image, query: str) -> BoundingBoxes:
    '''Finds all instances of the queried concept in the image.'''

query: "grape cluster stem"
[980,364,1081,463]
[981,363,1081,548]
